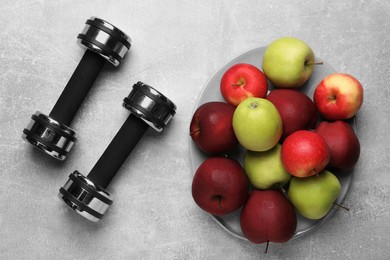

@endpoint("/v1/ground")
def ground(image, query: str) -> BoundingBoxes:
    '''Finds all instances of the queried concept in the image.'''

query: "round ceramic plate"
[189,46,354,241]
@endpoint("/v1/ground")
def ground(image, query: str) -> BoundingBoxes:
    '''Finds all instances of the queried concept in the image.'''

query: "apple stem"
[327,95,337,102]
[232,77,246,87]
[215,195,223,210]
[264,240,269,254]
[306,61,323,66]
[279,184,287,194]
[334,202,350,211]
[189,129,200,136]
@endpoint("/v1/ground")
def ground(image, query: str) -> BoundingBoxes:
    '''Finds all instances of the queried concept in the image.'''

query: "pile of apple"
[190,37,364,249]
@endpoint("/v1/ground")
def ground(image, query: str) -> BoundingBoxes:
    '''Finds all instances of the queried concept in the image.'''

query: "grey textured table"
[1,1,389,259]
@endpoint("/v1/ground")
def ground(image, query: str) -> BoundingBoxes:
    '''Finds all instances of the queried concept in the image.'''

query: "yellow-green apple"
[190,102,238,154]
[288,170,341,219]
[313,73,363,121]
[243,144,290,189]
[233,97,282,151]
[262,37,318,88]
[266,89,318,140]
[281,130,330,177]
[191,157,249,216]
[240,190,297,245]
[220,63,268,107]
[316,120,360,172]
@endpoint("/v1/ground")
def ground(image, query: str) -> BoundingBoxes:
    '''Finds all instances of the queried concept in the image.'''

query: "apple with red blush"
[314,73,363,121]
[220,63,268,107]
[192,157,249,216]
[281,130,330,177]
[190,102,238,154]
[316,120,360,172]
[240,189,297,250]
[266,89,318,140]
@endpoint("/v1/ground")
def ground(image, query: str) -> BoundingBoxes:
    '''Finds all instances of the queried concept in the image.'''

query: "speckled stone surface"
[1,0,389,259]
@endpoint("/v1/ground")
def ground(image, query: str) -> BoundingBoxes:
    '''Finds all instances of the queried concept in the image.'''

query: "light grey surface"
[1,0,389,259]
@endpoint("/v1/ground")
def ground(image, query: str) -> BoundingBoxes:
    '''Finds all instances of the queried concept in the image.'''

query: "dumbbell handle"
[58,82,176,222]
[87,114,149,189]
[49,50,106,126]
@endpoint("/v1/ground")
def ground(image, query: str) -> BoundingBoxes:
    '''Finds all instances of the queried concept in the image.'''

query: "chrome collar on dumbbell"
[23,112,76,160]
[123,82,176,132]
[77,17,131,66]
[59,171,112,222]
[22,17,131,161]
[59,82,176,222]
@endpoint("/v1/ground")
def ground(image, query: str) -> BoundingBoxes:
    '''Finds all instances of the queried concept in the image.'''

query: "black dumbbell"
[58,82,176,222]
[22,17,131,161]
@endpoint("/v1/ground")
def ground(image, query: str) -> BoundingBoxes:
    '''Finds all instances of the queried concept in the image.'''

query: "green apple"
[262,37,317,88]
[288,170,341,220]
[233,97,282,151]
[244,144,290,189]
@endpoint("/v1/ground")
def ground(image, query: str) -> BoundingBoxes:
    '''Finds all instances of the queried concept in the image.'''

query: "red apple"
[316,120,360,172]
[281,130,330,177]
[220,63,268,107]
[313,73,363,121]
[266,89,318,140]
[192,157,249,216]
[190,102,238,154]
[240,189,297,245]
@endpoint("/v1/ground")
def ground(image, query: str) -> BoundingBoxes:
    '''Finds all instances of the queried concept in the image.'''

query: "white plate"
[189,46,354,241]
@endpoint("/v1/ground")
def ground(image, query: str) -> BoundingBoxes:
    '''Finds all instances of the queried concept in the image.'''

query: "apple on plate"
[288,170,341,219]
[313,73,364,121]
[191,157,249,216]
[240,189,297,248]
[233,97,282,152]
[262,37,320,88]
[243,144,291,190]
[316,120,360,172]
[190,102,238,154]
[266,89,318,140]
[281,130,330,177]
[220,63,268,107]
